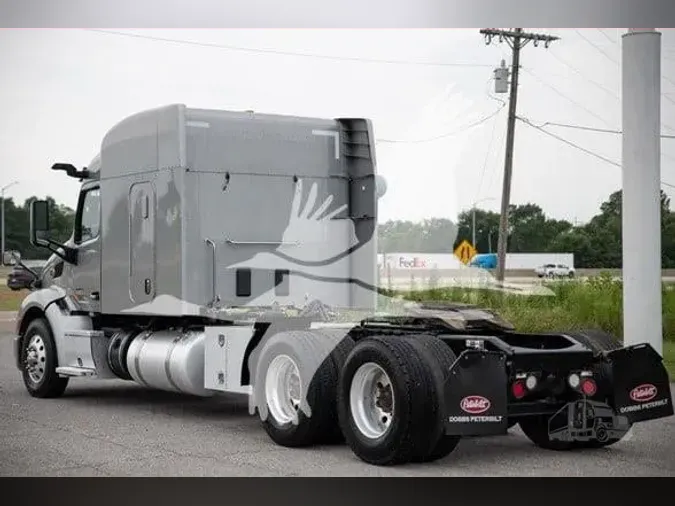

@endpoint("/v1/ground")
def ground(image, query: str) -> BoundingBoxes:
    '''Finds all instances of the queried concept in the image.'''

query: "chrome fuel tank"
[126,329,214,397]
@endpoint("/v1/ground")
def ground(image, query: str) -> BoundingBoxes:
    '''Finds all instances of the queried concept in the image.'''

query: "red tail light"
[511,380,527,399]
[581,378,597,396]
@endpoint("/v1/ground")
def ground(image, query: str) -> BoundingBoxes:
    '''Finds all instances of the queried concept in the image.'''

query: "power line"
[547,49,619,100]
[587,28,675,107]
[531,120,675,139]
[521,68,615,128]
[574,29,619,66]
[486,119,507,195]
[518,116,621,166]
[518,115,675,189]
[662,75,675,107]
[474,105,503,202]
[83,29,494,69]
[544,40,675,132]
[534,120,675,163]
[598,29,617,45]
[375,104,505,144]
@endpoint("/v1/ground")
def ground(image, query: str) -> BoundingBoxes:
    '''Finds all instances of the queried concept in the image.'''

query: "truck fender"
[13,287,92,371]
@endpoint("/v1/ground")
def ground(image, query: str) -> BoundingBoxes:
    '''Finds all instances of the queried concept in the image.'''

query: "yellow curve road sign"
[454,240,477,265]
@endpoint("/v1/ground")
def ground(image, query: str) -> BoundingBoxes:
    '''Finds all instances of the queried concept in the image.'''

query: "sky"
[1,28,675,225]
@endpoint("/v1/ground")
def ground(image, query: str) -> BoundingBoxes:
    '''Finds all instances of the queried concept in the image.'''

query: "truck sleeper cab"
[11,105,674,467]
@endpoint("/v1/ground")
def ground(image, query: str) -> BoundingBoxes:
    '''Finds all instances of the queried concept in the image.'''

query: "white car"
[535,263,575,278]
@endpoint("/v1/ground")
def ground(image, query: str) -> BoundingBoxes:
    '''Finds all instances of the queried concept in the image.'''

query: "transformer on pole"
[494,60,509,94]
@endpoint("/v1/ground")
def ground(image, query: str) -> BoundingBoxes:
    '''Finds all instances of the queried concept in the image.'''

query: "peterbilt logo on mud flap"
[619,383,670,415]
[630,384,658,403]
[448,395,502,424]
[460,396,491,414]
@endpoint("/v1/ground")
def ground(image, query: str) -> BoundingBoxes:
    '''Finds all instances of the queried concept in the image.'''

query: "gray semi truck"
[9,104,674,466]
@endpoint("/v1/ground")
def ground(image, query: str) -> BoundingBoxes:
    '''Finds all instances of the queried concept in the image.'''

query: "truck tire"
[20,318,69,398]
[402,334,461,463]
[322,332,356,444]
[566,329,622,354]
[563,329,629,449]
[518,415,577,451]
[253,329,352,448]
[520,329,629,451]
[337,335,444,466]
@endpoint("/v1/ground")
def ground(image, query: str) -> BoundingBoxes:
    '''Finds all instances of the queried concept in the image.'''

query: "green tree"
[377,188,675,269]
[2,196,75,260]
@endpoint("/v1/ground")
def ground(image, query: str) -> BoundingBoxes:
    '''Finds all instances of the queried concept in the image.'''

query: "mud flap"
[443,349,508,436]
[548,399,631,443]
[607,343,674,424]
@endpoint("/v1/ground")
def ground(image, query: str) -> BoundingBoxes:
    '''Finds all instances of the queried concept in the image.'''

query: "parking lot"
[1,322,674,477]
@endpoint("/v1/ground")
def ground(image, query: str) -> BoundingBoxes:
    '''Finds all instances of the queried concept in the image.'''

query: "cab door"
[70,184,102,312]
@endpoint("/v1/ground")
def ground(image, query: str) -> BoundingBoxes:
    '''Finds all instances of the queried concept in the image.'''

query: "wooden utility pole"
[479,28,560,282]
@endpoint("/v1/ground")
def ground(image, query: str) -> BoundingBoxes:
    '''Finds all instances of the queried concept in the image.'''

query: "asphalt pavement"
[1,328,674,477]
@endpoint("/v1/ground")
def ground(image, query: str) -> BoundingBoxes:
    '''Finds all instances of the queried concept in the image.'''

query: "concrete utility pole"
[1,181,19,264]
[479,28,559,282]
[622,29,663,356]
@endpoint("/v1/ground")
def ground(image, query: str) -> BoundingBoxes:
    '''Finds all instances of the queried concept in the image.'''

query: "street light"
[471,197,496,248]
[1,181,19,264]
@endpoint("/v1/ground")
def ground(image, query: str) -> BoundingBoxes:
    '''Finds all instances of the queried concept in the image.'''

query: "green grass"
[664,341,675,379]
[0,285,25,311]
[399,273,675,342]
[391,274,675,378]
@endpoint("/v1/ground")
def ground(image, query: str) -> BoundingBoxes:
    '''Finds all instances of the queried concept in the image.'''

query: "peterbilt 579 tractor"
[10,104,673,466]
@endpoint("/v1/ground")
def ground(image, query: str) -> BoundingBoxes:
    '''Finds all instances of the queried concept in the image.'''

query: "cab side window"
[75,187,101,244]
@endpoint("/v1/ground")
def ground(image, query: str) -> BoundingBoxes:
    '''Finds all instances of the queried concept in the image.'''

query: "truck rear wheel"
[402,334,461,463]
[518,415,577,451]
[20,318,69,398]
[519,414,625,451]
[561,329,631,449]
[337,335,444,466]
[254,330,353,448]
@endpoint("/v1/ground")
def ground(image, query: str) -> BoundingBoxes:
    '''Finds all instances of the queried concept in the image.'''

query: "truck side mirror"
[30,200,51,245]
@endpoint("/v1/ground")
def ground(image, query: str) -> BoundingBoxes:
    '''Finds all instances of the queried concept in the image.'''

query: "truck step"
[55,366,97,377]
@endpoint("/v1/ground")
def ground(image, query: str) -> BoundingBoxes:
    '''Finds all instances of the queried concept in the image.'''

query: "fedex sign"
[398,256,428,268]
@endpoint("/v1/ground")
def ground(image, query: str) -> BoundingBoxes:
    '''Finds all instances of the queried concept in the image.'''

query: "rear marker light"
[525,375,537,390]
[511,380,527,399]
[568,373,581,389]
[581,378,597,396]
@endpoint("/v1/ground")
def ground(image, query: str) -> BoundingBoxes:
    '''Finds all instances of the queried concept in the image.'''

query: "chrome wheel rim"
[25,334,47,384]
[349,362,395,439]
[265,354,302,425]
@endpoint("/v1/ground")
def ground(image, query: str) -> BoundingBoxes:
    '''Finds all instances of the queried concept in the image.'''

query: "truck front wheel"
[20,318,69,398]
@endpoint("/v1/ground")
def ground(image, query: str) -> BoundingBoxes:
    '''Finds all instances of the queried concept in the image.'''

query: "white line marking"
[312,129,340,160]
